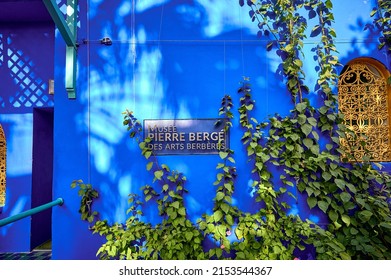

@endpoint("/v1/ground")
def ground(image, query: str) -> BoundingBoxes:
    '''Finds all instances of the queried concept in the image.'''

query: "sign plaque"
[143,119,229,155]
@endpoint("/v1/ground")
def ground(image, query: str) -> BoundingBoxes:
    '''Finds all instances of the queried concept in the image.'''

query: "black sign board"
[143,119,229,155]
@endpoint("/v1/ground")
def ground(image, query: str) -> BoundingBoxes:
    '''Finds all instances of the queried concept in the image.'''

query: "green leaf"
[260,170,271,180]
[296,102,307,112]
[246,104,254,110]
[286,144,294,151]
[216,248,223,258]
[307,117,317,127]
[325,0,333,9]
[171,201,180,209]
[294,59,303,67]
[307,197,317,209]
[318,201,329,213]
[322,172,332,181]
[339,252,351,260]
[301,123,312,136]
[154,170,163,180]
[311,25,321,37]
[216,192,225,201]
[185,231,193,241]
[214,210,223,223]
[350,227,359,235]
[303,138,313,149]
[178,207,186,216]
[328,210,338,222]
[221,203,230,214]
[235,228,243,239]
[333,221,342,230]
[161,164,170,171]
[346,183,357,194]
[146,162,153,171]
[255,162,263,170]
[298,114,307,125]
[340,192,351,203]
[235,251,246,259]
[358,210,373,222]
[226,214,234,225]
[250,142,258,148]
[266,41,274,51]
[224,183,233,192]
[144,150,152,159]
[312,130,319,141]
[379,222,391,229]
[334,179,345,190]
[310,144,320,154]
[167,207,177,219]
[341,214,351,226]
[219,151,229,159]
[217,225,226,237]
[356,197,366,207]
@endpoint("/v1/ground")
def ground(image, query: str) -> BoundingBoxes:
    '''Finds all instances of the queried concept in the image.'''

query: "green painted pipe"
[0,198,64,227]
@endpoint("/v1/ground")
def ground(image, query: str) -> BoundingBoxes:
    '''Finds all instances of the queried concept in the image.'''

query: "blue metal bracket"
[42,0,78,99]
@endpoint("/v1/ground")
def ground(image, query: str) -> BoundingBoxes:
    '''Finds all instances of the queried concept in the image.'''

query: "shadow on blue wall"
[0,22,54,252]
[73,0,291,225]
[51,0,389,259]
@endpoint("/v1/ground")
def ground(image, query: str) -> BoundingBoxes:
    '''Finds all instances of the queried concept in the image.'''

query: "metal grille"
[338,61,391,161]
[7,46,51,108]
[0,33,54,110]
[0,124,6,207]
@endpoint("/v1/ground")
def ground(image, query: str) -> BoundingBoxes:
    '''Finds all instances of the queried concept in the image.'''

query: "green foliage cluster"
[72,0,391,259]
[371,0,391,51]
[71,180,98,223]
[73,112,205,260]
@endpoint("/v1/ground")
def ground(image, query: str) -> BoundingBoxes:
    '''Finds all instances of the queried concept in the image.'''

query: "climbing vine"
[242,0,391,259]
[72,0,391,259]
[371,0,391,51]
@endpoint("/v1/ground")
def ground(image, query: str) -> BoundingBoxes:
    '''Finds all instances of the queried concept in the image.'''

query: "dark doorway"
[31,107,54,251]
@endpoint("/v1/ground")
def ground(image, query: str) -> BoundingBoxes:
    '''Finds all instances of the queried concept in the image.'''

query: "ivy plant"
[371,0,391,51]
[242,0,391,259]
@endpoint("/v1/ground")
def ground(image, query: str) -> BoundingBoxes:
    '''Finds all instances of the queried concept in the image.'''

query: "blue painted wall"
[50,0,390,259]
[0,22,54,252]
[1,0,388,259]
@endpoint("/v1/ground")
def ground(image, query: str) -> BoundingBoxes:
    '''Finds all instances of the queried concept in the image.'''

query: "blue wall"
[0,22,54,252]
[40,0,391,259]
[0,0,387,259]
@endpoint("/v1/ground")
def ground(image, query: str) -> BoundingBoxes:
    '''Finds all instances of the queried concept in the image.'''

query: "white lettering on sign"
[143,119,229,155]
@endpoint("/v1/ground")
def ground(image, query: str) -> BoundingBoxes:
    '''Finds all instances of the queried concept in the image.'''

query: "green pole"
[42,0,76,48]
[0,198,64,227]
[42,0,78,99]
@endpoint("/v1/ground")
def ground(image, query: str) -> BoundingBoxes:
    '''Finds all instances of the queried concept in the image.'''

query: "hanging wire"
[240,4,245,78]
[224,41,226,95]
[151,3,165,119]
[87,0,91,182]
[131,0,136,110]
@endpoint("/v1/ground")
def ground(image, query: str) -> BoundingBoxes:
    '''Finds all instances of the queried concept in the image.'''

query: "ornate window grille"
[0,124,6,207]
[338,58,391,162]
